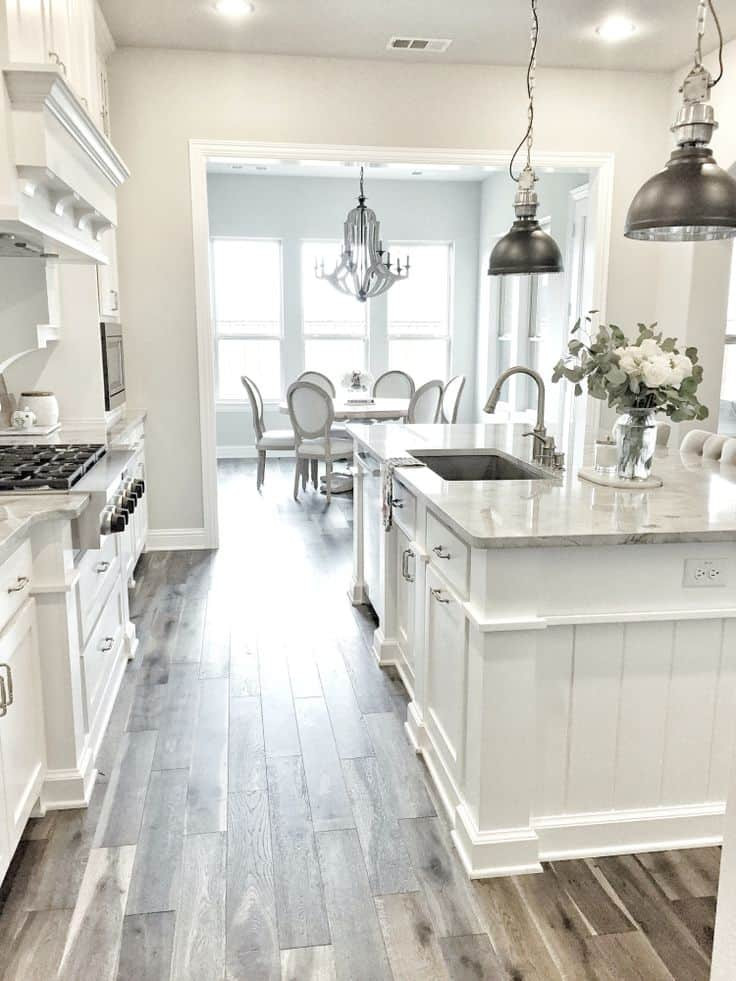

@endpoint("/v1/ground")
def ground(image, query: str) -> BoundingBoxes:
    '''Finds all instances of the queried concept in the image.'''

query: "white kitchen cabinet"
[97,227,120,319]
[361,455,382,621]
[396,525,416,690]
[4,0,48,62]
[0,599,45,848]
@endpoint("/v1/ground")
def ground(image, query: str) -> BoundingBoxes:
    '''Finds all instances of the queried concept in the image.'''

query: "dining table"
[279,395,410,421]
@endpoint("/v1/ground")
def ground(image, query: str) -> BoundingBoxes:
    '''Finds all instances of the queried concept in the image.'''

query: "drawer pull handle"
[7,576,29,594]
[401,548,415,583]
[432,546,451,560]
[96,561,110,574]
[391,498,404,508]
[431,587,450,604]
[0,676,7,717]
[0,663,13,707]
[100,636,115,653]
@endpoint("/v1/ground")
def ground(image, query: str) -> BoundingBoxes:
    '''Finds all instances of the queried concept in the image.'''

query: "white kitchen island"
[349,422,736,878]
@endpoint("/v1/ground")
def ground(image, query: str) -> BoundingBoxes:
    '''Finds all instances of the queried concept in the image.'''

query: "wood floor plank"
[200,591,231,679]
[185,677,229,834]
[316,829,392,981]
[280,945,336,981]
[342,756,418,896]
[229,696,267,794]
[21,812,56,841]
[671,895,716,956]
[96,670,137,783]
[138,596,180,685]
[438,933,506,981]
[295,697,354,832]
[94,730,158,847]
[267,756,330,950]
[635,848,721,901]
[170,832,226,980]
[152,663,200,771]
[230,649,260,698]
[399,817,482,939]
[171,595,206,664]
[583,931,674,980]
[260,648,301,758]
[117,912,176,981]
[316,650,373,759]
[288,646,323,697]
[58,845,136,981]
[226,791,280,981]
[364,713,435,819]
[337,636,395,715]
[473,876,562,981]
[374,890,449,980]
[0,908,73,981]
[594,854,710,981]
[549,859,636,936]
[126,768,188,915]
[126,683,167,732]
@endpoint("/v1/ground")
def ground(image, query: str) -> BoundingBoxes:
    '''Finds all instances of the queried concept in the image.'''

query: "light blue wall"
[207,173,481,450]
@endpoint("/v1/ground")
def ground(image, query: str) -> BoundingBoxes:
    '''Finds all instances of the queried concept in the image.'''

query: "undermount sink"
[410,450,552,482]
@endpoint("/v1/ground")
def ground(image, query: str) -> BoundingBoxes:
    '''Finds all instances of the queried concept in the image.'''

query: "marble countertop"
[0,495,89,565]
[0,408,147,449]
[347,422,736,548]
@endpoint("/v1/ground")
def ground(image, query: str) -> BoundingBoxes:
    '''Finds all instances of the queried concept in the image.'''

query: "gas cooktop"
[0,444,106,491]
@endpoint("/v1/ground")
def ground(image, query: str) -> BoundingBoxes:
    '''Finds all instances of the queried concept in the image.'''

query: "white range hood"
[0,66,130,263]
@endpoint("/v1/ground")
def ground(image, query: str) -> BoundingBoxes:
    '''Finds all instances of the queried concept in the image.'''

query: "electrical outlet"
[683,558,728,588]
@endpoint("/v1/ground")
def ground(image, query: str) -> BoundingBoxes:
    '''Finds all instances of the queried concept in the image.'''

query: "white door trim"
[189,140,615,549]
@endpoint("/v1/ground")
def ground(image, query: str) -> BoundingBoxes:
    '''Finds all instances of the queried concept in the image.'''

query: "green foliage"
[551,314,709,423]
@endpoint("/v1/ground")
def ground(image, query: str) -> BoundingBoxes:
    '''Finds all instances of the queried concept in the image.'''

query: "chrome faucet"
[483,366,564,469]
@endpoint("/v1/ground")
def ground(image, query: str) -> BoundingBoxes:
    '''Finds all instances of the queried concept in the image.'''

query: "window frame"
[386,240,454,381]
[210,236,285,406]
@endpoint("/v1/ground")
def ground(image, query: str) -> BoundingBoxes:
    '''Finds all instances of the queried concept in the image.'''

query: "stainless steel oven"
[100,322,126,410]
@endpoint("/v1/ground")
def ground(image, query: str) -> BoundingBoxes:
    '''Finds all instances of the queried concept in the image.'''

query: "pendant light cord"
[508,0,539,183]
[695,0,724,86]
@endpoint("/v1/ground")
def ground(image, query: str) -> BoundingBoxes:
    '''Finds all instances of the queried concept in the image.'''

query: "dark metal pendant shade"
[625,146,736,242]
[488,217,563,276]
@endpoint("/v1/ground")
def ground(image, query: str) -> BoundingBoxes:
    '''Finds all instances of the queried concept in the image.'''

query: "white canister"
[18,392,59,427]
[594,438,618,472]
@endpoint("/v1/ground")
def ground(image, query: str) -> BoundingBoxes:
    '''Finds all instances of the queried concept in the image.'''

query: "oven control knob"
[114,506,129,527]
[101,506,126,534]
[115,492,135,515]
[131,479,145,499]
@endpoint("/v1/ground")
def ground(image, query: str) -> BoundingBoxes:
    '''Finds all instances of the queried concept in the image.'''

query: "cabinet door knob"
[0,663,14,707]
[432,545,451,560]
[96,561,111,574]
[401,548,415,583]
[430,587,450,604]
[7,576,29,594]
[391,498,404,508]
[100,637,115,653]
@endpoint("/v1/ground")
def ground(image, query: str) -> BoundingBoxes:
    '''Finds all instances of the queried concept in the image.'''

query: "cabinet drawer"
[426,510,469,599]
[76,534,119,644]
[81,581,125,731]
[0,540,33,634]
[391,479,416,539]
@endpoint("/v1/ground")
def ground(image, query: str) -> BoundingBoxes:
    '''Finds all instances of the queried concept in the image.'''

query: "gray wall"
[207,173,481,451]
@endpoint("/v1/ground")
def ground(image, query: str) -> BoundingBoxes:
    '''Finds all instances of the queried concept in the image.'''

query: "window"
[720,253,736,433]
[211,238,283,400]
[302,241,368,382]
[387,243,452,384]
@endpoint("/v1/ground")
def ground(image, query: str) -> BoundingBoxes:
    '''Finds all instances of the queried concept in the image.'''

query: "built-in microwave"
[100,322,126,411]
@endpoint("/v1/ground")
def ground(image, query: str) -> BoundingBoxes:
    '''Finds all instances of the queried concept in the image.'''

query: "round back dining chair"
[241,375,295,490]
[440,375,466,424]
[287,381,352,503]
[372,370,415,400]
[680,429,730,461]
[408,380,443,424]
[298,371,336,397]
[241,375,265,442]
[721,438,736,467]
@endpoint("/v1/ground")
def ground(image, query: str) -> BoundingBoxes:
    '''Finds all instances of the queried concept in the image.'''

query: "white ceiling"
[99,0,735,73]
[205,159,588,182]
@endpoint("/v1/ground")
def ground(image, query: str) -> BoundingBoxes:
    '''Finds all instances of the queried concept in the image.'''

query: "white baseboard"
[216,445,295,460]
[146,527,212,550]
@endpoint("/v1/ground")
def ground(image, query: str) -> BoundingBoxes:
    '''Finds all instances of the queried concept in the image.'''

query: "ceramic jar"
[18,392,59,427]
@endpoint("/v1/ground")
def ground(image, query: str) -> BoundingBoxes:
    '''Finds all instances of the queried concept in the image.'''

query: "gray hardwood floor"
[0,459,721,979]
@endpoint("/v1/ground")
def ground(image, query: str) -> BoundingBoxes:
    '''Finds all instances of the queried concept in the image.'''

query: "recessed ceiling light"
[595,15,637,42]
[215,0,254,18]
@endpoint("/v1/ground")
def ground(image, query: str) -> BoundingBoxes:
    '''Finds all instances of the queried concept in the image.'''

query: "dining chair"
[287,381,353,503]
[241,375,295,490]
[407,379,443,424]
[721,438,736,466]
[439,374,466,424]
[680,428,729,460]
[372,370,415,399]
[298,371,336,396]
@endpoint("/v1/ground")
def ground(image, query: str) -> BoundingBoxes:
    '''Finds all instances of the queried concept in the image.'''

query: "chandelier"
[316,167,409,302]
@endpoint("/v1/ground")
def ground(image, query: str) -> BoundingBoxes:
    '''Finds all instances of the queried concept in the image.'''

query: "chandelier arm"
[508,0,539,183]
[707,0,724,86]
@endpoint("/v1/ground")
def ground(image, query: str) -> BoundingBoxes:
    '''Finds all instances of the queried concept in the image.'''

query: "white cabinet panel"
[0,539,33,634]
[5,0,48,62]
[97,228,120,320]
[395,525,416,688]
[426,510,469,600]
[361,457,382,620]
[0,600,45,844]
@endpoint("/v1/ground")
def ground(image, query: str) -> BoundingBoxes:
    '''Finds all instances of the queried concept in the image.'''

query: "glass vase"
[613,408,657,480]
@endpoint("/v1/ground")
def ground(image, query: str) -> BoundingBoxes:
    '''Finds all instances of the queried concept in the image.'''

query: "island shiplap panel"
[661,619,722,807]
[535,626,574,817]
[564,623,625,815]
[613,621,673,811]
[708,619,736,801]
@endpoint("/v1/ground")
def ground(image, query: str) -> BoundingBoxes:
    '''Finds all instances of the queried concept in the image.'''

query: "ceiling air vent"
[387,36,453,53]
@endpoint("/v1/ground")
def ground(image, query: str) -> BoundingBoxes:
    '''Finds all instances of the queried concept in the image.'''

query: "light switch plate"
[683,558,728,588]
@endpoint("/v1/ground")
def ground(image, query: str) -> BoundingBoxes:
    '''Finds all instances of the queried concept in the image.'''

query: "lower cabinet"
[362,457,382,620]
[0,599,45,875]
[396,525,417,690]
[425,565,468,786]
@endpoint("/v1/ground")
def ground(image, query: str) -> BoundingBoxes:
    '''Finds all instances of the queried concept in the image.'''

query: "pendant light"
[316,167,409,302]
[488,0,562,277]
[625,0,736,242]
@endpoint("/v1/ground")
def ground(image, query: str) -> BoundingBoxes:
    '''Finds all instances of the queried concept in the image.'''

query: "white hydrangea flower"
[638,338,662,359]
[640,356,673,388]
